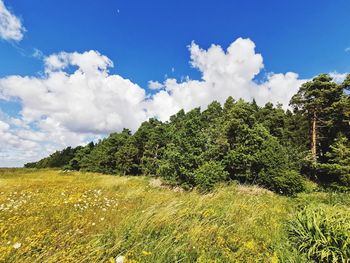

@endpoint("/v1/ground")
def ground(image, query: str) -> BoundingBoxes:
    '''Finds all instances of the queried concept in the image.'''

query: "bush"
[258,170,306,196]
[288,206,350,262]
[315,163,350,189]
[249,131,306,195]
[193,161,229,192]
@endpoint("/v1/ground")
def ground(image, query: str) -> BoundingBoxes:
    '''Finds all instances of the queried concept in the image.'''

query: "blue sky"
[0,0,350,166]
[2,1,350,83]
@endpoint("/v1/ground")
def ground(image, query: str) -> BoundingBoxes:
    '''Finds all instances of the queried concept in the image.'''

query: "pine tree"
[290,74,343,162]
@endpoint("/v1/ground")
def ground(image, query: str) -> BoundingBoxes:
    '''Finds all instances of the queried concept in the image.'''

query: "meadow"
[0,169,349,262]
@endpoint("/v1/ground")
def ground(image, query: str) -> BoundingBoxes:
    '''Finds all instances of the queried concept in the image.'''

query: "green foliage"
[24,146,78,169]
[259,170,306,196]
[137,119,167,175]
[24,97,310,194]
[157,143,196,189]
[288,206,350,262]
[325,135,350,166]
[75,129,139,175]
[156,107,207,189]
[193,161,229,192]
[290,74,342,116]
[25,75,350,193]
[225,124,267,181]
[314,134,350,189]
[314,163,350,189]
[224,124,305,195]
[254,135,305,195]
[290,74,349,162]
[68,142,95,170]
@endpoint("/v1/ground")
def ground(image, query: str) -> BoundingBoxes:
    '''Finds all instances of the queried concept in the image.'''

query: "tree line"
[25,74,350,195]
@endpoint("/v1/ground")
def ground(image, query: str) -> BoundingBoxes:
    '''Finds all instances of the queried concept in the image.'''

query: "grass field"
[0,169,349,262]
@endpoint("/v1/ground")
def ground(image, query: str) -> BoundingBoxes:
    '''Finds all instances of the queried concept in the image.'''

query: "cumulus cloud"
[1,50,147,134]
[0,0,25,41]
[0,50,148,166]
[0,38,307,166]
[146,38,306,120]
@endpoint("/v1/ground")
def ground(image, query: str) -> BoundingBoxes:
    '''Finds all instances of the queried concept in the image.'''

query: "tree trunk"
[311,111,317,162]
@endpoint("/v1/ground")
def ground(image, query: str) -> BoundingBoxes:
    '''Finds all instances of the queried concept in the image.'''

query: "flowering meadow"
[0,169,349,262]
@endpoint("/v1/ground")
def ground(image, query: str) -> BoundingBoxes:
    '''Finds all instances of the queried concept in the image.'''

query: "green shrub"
[315,163,350,189]
[303,179,319,193]
[258,170,306,196]
[288,206,350,262]
[193,161,229,192]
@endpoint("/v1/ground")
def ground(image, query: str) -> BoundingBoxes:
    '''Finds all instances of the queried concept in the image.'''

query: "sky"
[0,0,350,167]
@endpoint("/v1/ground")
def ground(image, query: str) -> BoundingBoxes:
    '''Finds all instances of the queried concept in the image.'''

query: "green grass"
[0,169,348,262]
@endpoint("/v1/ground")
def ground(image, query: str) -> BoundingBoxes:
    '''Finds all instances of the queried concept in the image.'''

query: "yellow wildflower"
[142,250,152,256]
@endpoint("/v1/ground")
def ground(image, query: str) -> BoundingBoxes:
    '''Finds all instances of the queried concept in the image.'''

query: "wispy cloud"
[32,48,44,59]
[345,47,350,53]
[0,0,25,41]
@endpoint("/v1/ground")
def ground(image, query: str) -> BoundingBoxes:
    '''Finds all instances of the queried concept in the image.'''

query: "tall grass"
[288,206,350,262]
[0,169,348,262]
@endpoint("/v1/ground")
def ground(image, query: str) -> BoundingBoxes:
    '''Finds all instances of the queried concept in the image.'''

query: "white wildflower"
[13,242,21,249]
[115,256,125,263]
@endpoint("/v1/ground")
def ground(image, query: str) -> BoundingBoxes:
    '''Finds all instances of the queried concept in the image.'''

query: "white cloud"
[0,38,307,166]
[148,80,164,90]
[255,72,305,106]
[0,114,43,167]
[1,50,147,134]
[345,47,350,53]
[0,50,148,166]
[329,71,347,83]
[146,38,306,120]
[0,0,25,41]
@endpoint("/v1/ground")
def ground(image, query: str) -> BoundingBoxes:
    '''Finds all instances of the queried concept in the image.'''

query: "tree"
[25,146,79,169]
[290,74,343,162]
[68,142,94,170]
[325,135,350,166]
[114,138,139,175]
[157,107,205,188]
[29,92,346,193]
[134,118,168,175]
[338,74,350,139]
[314,134,350,188]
